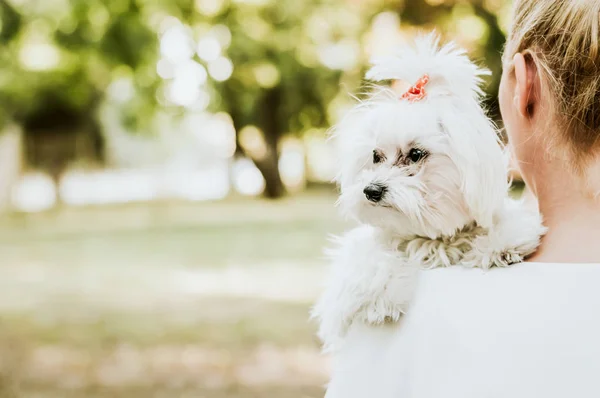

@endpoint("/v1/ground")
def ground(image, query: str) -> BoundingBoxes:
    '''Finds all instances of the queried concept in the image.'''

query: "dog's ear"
[328,104,375,189]
[440,104,508,229]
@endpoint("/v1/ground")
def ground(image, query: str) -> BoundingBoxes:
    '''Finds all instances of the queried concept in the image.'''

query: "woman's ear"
[513,52,539,117]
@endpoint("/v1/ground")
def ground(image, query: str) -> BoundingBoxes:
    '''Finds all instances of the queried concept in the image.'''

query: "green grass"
[0,219,339,267]
[0,189,347,268]
[1,298,317,350]
[0,189,344,398]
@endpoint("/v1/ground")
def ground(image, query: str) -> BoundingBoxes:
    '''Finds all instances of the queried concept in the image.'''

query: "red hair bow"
[400,74,430,102]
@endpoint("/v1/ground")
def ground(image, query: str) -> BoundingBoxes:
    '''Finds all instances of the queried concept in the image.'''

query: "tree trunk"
[252,150,285,198]
[256,86,286,199]
[225,83,286,199]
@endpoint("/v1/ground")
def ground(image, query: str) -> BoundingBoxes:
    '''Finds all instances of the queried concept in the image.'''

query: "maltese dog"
[312,34,546,352]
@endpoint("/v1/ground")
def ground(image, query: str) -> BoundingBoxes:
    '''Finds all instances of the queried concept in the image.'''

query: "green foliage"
[0,0,510,144]
[0,0,160,130]
[214,0,386,138]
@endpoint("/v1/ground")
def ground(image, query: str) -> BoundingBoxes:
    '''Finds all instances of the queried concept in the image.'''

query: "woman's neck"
[528,166,600,263]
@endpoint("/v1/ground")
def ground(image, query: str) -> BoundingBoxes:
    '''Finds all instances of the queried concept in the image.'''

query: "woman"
[325,1,600,397]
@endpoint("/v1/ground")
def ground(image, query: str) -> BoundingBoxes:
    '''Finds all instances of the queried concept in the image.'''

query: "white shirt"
[325,263,600,398]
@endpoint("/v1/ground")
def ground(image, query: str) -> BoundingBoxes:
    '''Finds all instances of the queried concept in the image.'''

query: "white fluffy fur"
[312,34,547,354]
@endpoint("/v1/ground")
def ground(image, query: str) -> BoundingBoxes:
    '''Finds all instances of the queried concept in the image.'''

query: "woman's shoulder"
[326,263,600,398]
[411,262,600,325]
[415,261,600,296]
[415,261,600,292]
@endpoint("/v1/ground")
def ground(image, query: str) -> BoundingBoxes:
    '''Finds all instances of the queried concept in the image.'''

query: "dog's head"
[333,34,508,239]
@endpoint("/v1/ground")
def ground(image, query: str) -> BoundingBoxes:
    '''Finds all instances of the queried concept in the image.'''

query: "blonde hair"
[504,0,600,172]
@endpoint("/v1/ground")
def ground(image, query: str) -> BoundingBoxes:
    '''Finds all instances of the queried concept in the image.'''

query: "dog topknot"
[366,33,489,102]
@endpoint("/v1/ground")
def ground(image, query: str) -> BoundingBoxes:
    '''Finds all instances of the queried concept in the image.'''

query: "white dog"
[312,34,546,353]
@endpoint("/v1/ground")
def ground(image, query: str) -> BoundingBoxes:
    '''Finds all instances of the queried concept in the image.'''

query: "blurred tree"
[211,0,389,197]
[0,0,160,192]
[0,0,510,200]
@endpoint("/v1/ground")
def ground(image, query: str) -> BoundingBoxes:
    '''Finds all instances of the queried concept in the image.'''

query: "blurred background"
[0,0,514,397]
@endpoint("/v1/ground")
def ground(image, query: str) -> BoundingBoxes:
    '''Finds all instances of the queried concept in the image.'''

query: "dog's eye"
[407,148,426,163]
[373,150,384,164]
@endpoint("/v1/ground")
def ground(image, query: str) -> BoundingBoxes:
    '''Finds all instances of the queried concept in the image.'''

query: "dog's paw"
[469,249,523,269]
[358,297,404,326]
[487,249,523,268]
[498,250,523,266]
[463,245,526,269]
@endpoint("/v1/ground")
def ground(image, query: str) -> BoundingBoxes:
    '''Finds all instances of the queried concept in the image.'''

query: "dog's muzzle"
[363,184,386,203]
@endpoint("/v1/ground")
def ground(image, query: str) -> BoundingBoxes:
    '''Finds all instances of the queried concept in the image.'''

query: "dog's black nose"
[363,184,386,203]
